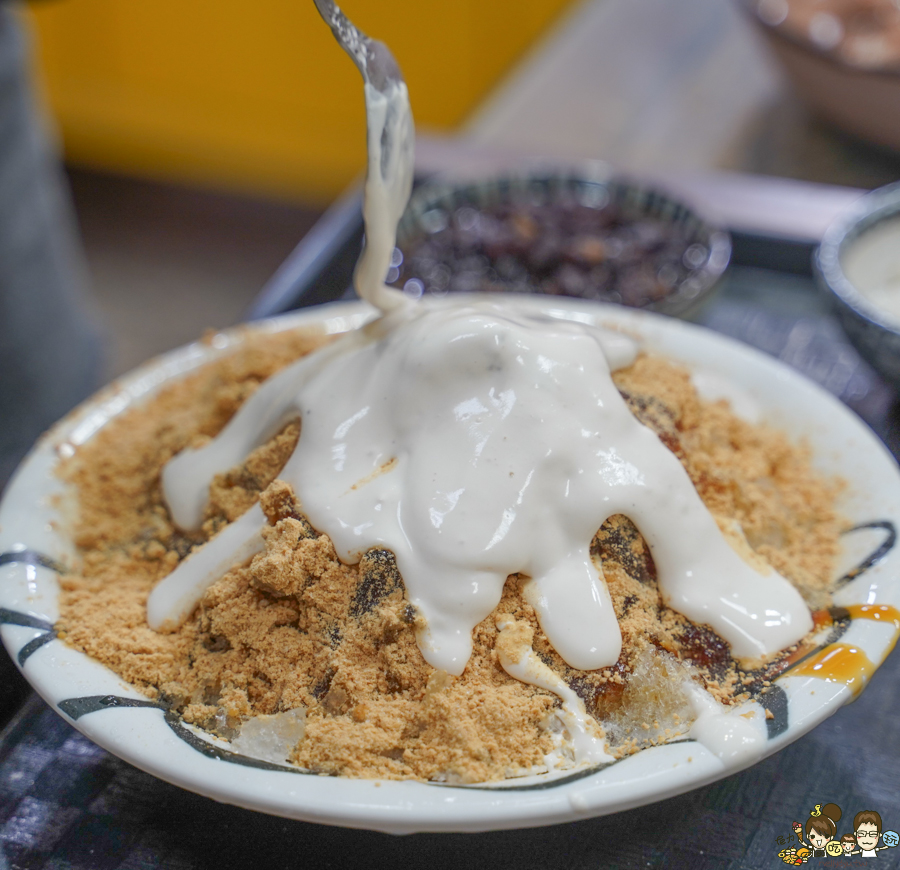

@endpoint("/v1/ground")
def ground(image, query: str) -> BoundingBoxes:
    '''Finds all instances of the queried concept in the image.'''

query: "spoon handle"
[313,0,404,92]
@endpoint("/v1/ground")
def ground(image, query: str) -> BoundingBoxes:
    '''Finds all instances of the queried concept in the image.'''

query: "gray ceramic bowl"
[393,168,732,321]
[815,181,900,387]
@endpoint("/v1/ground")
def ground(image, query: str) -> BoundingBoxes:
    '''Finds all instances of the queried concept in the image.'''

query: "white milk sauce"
[841,216,900,324]
[685,683,767,766]
[146,28,812,767]
[496,619,613,766]
[152,298,811,674]
[354,81,414,314]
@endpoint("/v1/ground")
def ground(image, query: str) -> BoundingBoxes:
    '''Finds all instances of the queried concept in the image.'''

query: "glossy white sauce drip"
[496,620,613,766]
[151,298,812,675]
[685,682,767,765]
[354,80,414,313]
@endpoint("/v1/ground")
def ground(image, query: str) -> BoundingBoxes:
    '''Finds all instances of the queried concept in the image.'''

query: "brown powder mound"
[56,330,844,782]
[614,356,842,610]
[64,327,326,554]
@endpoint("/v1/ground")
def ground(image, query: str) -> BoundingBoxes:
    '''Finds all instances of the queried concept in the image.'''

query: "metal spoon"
[313,0,414,313]
[313,0,404,96]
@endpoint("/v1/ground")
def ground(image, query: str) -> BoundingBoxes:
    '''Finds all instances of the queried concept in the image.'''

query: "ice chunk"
[230,708,306,765]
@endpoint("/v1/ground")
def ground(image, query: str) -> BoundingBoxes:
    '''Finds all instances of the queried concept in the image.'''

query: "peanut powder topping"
[57,328,843,782]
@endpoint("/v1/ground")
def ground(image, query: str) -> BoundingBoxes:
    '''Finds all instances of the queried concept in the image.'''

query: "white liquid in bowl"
[841,215,900,324]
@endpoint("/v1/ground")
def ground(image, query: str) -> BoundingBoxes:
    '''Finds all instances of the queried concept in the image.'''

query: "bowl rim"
[739,0,900,80]
[815,180,900,332]
[1,297,899,833]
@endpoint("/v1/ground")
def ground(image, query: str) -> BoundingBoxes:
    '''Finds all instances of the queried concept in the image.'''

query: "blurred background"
[15,0,900,377]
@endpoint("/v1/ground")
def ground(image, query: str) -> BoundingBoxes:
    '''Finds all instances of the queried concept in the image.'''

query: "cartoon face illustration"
[841,837,856,854]
[807,829,830,849]
[854,810,883,852]
[806,803,842,851]
[856,823,881,851]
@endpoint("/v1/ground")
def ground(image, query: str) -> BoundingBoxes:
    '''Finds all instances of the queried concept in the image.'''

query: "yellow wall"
[26,0,574,203]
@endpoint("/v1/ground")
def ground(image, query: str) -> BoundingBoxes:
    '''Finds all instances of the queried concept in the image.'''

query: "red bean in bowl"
[391,173,731,319]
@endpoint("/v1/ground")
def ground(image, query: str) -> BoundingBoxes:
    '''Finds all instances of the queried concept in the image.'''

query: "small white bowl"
[1,298,899,834]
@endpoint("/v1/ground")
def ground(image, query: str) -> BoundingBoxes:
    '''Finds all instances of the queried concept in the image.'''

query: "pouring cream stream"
[147,1,812,767]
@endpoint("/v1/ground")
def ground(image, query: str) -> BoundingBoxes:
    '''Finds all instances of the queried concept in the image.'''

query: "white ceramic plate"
[2,298,899,834]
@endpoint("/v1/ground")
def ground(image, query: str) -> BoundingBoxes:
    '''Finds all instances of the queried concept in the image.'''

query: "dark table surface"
[2,264,900,870]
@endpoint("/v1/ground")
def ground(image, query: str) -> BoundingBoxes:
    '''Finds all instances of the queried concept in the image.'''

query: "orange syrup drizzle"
[846,603,900,663]
[775,609,840,673]
[787,605,900,697]
[844,603,900,631]
[791,644,875,697]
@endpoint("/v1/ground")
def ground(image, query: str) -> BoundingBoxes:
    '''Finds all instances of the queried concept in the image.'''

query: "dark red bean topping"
[392,193,710,309]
